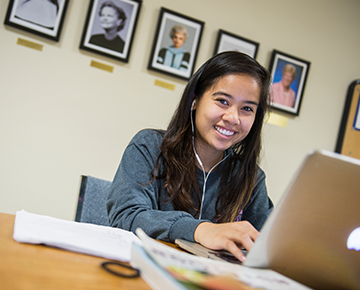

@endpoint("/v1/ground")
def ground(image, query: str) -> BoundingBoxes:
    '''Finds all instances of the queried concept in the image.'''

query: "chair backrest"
[75,175,111,226]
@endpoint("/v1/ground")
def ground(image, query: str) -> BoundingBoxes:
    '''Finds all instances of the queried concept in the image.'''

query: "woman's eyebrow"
[212,91,259,106]
[212,91,232,98]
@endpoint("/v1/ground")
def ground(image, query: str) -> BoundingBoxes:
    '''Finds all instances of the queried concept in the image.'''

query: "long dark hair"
[153,51,271,222]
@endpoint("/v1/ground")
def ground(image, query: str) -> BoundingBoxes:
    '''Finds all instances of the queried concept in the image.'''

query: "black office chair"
[75,175,111,226]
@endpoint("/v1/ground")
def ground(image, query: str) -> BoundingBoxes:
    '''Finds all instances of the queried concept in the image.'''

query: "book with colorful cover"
[131,229,312,290]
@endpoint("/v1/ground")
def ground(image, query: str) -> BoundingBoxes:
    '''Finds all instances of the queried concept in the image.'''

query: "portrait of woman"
[15,0,59,29]
[89,0,127,53]
[156,25,190,71]
[270,63,297,108]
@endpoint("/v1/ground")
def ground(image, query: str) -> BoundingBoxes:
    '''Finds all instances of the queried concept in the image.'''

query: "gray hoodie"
[107,129,273,242]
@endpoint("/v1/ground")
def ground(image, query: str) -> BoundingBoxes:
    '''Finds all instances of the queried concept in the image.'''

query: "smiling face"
[281,71,294,88]
[193,74,260,160]
[99,7,121,30]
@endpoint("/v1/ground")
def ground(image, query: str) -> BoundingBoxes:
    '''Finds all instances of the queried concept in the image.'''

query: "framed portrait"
[4,0,69,42]
[335,79,360,158]
[148,7,204,81]
[269,50,311,116]
[80,0,142,63]
[213,29,259,59]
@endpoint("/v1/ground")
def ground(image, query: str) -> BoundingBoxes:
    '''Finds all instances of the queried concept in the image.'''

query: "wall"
[1,0,360,220]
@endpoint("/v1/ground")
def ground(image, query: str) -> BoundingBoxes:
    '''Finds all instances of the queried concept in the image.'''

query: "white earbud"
[191,100,196,111]
[190,100,196,134]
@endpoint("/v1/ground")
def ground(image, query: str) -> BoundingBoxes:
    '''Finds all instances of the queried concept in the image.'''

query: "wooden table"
[0,212,153,290]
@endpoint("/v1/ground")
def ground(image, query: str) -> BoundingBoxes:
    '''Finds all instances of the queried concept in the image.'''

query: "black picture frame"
[213,29,259,59]
[269,50,311,116]
[80,0,142,63]
[335,79,360,155]
[148,7,204,81]
[4,0,69,42]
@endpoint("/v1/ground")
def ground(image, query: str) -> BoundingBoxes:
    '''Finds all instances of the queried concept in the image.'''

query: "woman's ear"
[191,99,196,111]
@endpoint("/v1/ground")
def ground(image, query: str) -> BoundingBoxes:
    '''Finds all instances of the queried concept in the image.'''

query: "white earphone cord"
[192,137,228,220]
[190,101,229,219]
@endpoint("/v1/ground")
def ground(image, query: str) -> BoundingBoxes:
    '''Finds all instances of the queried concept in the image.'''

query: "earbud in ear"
[191,100,196,111]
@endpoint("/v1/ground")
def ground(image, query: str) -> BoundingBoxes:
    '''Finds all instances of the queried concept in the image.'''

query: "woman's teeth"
[215,126,234,136]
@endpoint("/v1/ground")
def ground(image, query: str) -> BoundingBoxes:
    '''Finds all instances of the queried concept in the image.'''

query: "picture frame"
[269,50,311,116]
[335,79,360,158]
[213,29,259,59]
[148,7,204,81]
[4,0,69,42]
[80,0,142,63]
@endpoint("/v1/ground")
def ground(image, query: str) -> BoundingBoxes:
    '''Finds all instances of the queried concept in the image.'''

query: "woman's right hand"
[193,221,259,262]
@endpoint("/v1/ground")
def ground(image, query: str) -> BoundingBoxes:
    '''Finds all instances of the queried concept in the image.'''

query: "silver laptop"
[176,150,360,290]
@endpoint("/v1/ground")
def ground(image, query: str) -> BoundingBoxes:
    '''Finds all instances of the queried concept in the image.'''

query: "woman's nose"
[223,108,240,125]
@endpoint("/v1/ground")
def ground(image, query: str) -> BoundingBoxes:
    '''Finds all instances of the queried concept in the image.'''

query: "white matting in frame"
[5,0,69,41]
[148,8,204,81]
[214,29,259,59]
[269,50,311,116]
[353,94,360,131]
[80,0,142,63]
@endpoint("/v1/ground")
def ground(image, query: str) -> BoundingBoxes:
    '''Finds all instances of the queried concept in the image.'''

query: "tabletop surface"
[0,212,153,290]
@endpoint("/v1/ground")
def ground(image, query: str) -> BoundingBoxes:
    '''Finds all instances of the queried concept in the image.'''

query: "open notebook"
[176,150,360,290]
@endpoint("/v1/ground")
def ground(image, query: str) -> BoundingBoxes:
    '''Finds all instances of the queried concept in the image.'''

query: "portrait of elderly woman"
[156,25,190,71]
[89,1,127,53]
[270,63,297,108]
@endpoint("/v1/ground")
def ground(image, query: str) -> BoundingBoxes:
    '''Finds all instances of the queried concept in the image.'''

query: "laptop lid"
[244,150,360,290]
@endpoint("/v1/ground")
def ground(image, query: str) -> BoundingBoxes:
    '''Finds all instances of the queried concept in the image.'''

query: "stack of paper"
[13,210,140,262]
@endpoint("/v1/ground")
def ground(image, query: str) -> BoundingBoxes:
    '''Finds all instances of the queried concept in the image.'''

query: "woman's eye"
[243,106,254,112]
[218,99,229,106]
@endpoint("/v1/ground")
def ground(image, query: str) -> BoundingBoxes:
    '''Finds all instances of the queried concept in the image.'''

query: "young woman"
[107,51,273,262]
